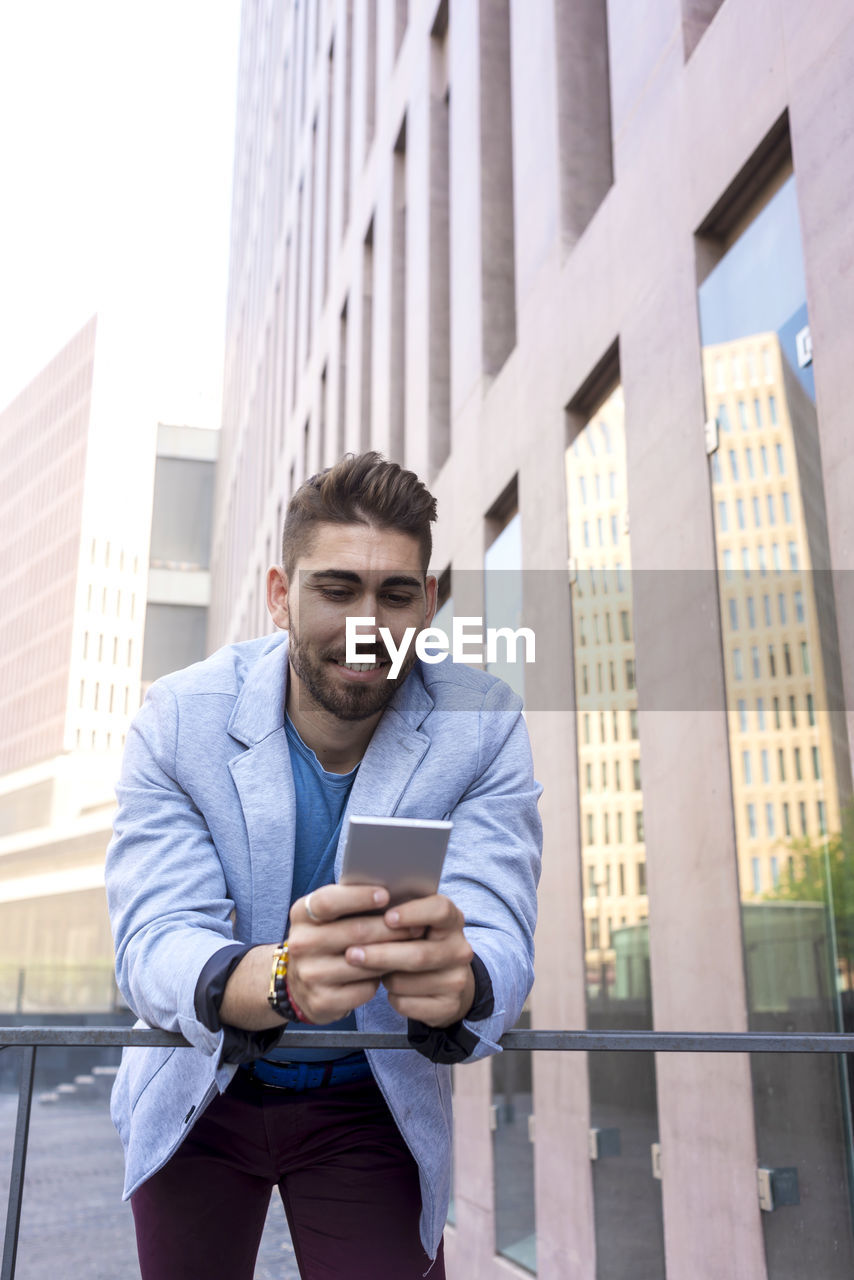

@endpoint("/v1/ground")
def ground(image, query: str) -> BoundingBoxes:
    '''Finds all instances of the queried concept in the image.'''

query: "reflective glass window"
[566,383,665,1276]
[700,170,854,1276]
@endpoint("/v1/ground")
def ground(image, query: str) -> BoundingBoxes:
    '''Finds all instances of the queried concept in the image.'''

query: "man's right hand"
[285,884,420,1024]
[218,884,419,1030]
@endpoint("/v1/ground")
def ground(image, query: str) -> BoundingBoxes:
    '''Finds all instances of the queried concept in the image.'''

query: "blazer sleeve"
[105,681,247,1063]
[436,679,543,1062]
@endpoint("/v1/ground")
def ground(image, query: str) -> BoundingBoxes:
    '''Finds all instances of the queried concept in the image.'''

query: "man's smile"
[332,657,392,680]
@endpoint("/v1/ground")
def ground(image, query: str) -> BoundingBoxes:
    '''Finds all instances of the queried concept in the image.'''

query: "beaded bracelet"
[267,942,300,1022]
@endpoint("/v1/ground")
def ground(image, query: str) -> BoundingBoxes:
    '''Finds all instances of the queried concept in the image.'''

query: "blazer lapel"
[335,671,434,876]
[226,638,296,942]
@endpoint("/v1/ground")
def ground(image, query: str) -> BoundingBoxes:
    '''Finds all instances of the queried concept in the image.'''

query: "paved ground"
[0,1081,300,1279]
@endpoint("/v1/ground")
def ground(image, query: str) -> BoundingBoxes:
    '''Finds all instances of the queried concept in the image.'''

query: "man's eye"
[320,588,351,601]
[384,594,416,606]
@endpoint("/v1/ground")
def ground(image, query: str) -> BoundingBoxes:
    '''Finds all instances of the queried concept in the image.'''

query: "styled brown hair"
[281,452,438,577]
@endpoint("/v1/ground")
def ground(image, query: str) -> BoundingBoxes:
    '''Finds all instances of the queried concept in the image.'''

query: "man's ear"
[267,565,291,630]
[425,574,438,627]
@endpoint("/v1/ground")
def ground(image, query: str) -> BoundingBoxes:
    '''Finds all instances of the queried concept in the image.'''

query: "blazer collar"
[227,636,290,746]
[226,632,435,746]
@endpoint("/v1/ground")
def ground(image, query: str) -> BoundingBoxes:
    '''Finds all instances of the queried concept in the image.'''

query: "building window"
[747,805,757,839]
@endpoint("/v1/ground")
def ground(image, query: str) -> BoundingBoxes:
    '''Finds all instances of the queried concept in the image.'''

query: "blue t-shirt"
[267,714,361,1063]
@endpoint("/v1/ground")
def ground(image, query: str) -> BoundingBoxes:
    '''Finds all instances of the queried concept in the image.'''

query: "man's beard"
[287,624,418,722]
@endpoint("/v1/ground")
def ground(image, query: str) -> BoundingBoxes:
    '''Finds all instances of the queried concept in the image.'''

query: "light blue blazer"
[105,633,542,1259]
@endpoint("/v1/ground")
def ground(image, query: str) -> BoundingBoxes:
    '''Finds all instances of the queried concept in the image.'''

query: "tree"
[767,800,854,989]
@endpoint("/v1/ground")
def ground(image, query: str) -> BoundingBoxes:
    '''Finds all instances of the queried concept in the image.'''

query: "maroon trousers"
[131,1068,445,1280]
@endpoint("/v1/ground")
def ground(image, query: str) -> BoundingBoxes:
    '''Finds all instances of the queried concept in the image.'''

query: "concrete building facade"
[0,328,216,1011]
[0,317,150,1006]
[211,2,854,1276]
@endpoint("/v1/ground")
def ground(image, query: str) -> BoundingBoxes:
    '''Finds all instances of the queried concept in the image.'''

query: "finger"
[292,954,391,989]
[291,883,389,926]
[385,993,462,1026]
[346,936,473,973]
[383,894,462,933]
[288,914,419,960]
[382,970,469,998]
[292,978,381,1024]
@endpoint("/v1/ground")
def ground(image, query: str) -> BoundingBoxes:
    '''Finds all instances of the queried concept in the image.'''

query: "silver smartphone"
[340,816,453,907]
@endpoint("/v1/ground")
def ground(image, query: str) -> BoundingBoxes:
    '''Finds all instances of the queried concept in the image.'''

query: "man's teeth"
[338,661,381,671]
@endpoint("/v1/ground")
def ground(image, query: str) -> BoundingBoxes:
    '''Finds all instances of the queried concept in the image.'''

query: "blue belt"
[241,1053,373,1092]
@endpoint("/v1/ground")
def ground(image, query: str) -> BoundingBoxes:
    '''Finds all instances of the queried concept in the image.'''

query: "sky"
[0,0,242,424]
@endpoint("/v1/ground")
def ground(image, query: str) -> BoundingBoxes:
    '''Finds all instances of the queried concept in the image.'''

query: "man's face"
[268,522,437,722]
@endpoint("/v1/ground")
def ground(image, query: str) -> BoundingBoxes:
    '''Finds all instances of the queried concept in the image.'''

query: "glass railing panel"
[491,1008,536,1272]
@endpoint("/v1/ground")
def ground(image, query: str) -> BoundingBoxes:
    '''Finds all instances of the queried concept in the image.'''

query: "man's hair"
[281,452,438,577]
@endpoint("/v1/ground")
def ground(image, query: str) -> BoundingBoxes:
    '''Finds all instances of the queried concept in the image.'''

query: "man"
[106,452,542,1279]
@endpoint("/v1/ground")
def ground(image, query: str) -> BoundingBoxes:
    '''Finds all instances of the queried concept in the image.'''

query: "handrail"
[4,1025,854,1051]
[4,1025,854,1279]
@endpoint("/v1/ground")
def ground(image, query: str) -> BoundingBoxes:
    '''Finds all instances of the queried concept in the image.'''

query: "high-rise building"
[213,3,854,1276]
[1,317,99,773]
[0,318,166,1004]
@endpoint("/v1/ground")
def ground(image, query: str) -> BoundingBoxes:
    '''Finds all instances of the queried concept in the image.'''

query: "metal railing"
[4,1025,854,1280]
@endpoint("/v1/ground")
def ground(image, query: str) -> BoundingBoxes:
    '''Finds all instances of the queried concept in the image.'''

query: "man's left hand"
[344,894,475,1028]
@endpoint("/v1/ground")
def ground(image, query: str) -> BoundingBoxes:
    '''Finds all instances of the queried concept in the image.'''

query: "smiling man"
[106,452,542,1280]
